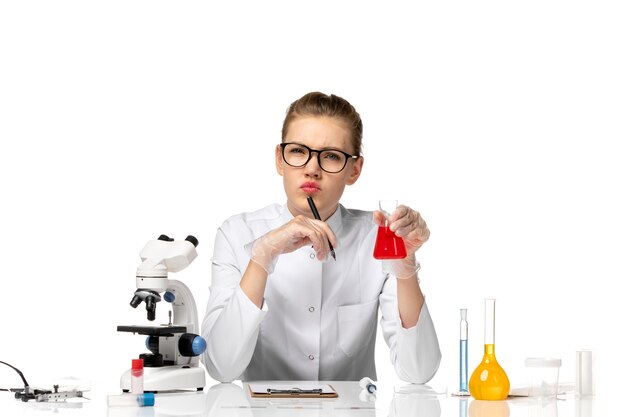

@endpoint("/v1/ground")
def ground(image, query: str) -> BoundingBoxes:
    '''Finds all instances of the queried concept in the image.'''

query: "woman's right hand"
[248,215,338,273]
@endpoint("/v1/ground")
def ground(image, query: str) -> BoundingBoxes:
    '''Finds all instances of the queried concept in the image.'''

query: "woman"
[202,92,441,383]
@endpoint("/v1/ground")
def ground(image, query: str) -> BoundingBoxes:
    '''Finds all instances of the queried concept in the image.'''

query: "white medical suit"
[202,203,441,382]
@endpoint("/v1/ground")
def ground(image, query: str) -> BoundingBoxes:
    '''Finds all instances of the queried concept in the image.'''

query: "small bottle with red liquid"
[373,200,407,259]
[131,358,144,394]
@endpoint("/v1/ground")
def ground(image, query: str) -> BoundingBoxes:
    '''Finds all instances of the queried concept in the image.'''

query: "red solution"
[373,226,407,259]
[131,358,144,394]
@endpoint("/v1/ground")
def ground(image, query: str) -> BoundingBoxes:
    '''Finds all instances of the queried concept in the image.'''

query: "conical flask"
[373,200,406,260]
[469,298,510,400]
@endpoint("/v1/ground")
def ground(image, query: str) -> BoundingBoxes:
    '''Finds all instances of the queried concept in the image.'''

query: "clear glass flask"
[373,200,406,259]
[469,298,510,400]
[459,308,469,393]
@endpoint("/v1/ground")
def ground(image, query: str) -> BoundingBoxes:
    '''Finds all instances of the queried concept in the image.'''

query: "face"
[276,116,364,220]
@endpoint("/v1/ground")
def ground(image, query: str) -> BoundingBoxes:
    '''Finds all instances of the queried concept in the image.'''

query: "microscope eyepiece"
[185,235,199,247]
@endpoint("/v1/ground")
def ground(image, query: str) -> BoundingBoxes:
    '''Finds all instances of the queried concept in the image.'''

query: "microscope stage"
[117,325,188,336]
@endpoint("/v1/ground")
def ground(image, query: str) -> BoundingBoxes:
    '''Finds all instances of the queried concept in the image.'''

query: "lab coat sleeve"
[201,227,266,382]
[379,276,441,383]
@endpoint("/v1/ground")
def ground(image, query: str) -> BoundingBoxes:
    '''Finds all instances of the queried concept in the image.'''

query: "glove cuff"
[384,257,421,281]
[244,236,280,274]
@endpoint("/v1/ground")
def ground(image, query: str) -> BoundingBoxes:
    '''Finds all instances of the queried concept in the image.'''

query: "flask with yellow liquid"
[469,298,510,400]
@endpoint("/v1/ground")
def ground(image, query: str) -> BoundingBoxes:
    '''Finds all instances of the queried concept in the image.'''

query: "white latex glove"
[245,215,337,274]
[373,204,429,279]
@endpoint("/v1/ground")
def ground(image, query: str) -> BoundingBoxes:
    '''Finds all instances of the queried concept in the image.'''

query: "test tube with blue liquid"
[460,308,469,394]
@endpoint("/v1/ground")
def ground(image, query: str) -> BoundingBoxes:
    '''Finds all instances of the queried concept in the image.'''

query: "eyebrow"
[290,142,351,154]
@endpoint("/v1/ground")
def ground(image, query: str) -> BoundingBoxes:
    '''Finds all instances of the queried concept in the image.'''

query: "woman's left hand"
[374,205,429,280]
[373,205,430,255]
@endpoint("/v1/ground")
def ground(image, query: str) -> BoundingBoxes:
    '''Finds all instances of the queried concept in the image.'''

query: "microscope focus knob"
[178,333,206,357]
[146,336,160,354]
[164,291,176,303]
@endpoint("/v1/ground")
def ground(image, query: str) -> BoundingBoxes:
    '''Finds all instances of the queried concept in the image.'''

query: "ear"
[346,156,364,185]
[275,144,284,176]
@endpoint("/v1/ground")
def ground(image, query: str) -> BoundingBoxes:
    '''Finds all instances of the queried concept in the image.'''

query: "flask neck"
[483,343,496,356]
[483,298,496,345]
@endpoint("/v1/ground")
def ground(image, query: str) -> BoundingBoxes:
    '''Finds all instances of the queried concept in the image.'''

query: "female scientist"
[202,92,441,383]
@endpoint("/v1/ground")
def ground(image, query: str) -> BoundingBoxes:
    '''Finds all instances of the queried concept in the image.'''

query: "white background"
[1,0,624,409]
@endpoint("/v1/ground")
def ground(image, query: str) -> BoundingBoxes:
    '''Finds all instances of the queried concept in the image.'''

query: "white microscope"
[117,235,206,392]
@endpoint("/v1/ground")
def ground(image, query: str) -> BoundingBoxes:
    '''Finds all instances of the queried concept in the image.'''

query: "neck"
[288,201,339,221]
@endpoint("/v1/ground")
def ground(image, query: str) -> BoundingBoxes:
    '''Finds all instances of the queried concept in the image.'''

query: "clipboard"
[248,383,338,398]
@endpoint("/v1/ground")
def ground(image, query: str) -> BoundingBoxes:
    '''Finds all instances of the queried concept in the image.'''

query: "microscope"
[117,235,206,392]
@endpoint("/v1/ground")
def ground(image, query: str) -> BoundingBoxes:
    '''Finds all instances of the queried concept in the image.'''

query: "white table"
[0,380,606,417]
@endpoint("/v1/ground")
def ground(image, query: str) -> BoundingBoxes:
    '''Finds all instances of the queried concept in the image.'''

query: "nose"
[304,151,322,178]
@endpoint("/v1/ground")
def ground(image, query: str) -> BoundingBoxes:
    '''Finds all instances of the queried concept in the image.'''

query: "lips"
[300,182,321,194]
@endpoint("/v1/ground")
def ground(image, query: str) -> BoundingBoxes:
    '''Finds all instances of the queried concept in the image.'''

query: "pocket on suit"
[337,298,378,357]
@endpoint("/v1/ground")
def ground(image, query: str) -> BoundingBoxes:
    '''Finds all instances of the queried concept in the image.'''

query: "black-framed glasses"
[280,142,358,173]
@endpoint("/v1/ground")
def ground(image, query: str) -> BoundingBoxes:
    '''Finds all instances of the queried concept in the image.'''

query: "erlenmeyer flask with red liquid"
[373,200,407,259]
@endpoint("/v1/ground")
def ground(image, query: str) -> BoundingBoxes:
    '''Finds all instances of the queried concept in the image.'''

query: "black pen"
[306,196,336,261]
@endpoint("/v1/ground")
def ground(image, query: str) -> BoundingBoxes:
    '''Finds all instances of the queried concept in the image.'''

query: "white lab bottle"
[107,393,155,407]
[131,359,144,394]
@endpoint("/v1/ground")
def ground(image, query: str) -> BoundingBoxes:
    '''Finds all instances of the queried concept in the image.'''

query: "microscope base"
[120,365,205,392]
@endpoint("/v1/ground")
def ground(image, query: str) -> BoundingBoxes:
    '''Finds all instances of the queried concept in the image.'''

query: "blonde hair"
[281,92,363,157]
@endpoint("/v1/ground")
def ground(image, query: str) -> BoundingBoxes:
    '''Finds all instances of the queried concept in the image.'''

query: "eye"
[288,145,307,155]
[322,151,342,161]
